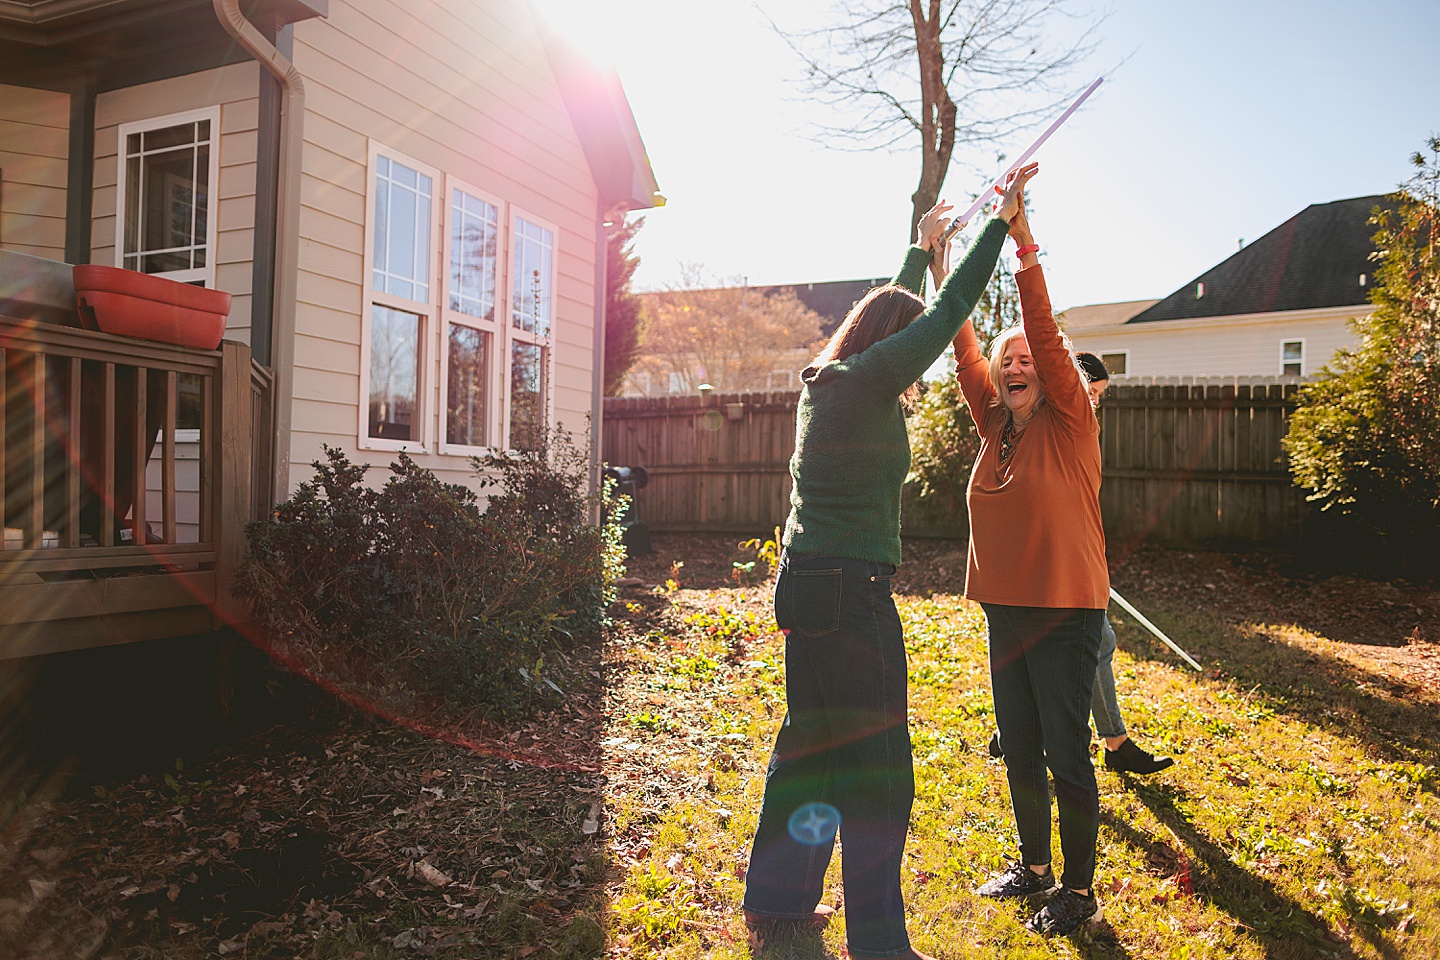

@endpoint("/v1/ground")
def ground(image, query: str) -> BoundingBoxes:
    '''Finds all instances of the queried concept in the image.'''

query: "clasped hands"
[916,162,1040,285]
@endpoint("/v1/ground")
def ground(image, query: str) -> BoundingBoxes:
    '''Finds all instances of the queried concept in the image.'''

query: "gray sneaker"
[1025,887,1101,936]
[976,862,1058,899]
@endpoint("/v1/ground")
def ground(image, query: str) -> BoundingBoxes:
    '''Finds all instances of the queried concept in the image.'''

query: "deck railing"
[0,316,267,658]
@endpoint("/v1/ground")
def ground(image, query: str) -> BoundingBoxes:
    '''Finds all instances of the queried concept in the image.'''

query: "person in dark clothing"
[742,163,1038,960]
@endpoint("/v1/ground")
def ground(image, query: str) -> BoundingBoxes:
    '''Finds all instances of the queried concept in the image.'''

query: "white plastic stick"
[1109,586,1203,672]
[942,77,1104,242]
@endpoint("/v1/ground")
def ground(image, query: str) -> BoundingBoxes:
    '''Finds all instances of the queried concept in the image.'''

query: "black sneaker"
[976,862,1057,899]
[1104,738,1175,775]
[988,730,1003,759]
[1025,887,1100,936]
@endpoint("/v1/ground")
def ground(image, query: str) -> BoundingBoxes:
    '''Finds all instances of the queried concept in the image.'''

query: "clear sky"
[540,0,1440,311]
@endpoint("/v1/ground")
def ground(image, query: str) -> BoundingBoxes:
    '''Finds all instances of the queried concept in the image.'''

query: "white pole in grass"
[1110,587,1204,672]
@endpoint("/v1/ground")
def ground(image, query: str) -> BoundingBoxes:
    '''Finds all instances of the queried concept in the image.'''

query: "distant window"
[117,108,219,285]
[1100,352,1128,376]
[1281,340,1304,377]
[1195,282,1205,299]
[766,369,796,390]
[1359,273,1367,287]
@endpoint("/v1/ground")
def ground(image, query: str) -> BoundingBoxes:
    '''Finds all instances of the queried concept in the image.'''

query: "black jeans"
[743,550,915,958]
[982,603,1104,891]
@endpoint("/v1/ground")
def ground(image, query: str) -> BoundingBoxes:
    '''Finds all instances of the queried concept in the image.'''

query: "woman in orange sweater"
[948,189,1107,936]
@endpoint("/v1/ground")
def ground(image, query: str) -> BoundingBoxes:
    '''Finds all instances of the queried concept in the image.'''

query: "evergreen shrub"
[236,429,624,718]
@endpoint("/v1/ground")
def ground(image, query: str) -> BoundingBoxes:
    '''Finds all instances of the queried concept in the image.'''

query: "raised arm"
[1008,192,1093,434]
[892,200,955,296]
[845,165,1037,396]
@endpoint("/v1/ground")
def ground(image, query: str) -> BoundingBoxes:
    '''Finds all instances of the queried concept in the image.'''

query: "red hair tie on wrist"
[1014,243,1040,258]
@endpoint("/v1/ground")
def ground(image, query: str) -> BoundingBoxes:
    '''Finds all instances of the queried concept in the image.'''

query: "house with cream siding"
[0,0,660,656]
[1061,196,1389,380]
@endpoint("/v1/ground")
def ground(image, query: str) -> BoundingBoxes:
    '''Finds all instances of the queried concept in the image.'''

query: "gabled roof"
[757,277,891,335]
[542,29,662,213]
[1057,298,1159,330]
[1129,195,1393,324]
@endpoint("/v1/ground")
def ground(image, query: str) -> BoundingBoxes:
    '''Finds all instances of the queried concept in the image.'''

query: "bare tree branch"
[764,0,1106,239]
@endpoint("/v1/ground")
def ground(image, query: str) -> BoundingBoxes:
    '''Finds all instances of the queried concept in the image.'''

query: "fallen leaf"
[415,860,453,887]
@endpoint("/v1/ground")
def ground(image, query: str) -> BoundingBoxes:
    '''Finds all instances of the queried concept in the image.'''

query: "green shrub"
[905,376,979,532]
[237,429,624,718]
[1284,137,1440,574]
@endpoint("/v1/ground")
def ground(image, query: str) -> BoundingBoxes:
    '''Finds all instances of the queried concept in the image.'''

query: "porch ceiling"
[0,0,325,91]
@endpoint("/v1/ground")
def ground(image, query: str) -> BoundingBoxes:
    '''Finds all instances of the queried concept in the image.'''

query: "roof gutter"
[212,0,302,507]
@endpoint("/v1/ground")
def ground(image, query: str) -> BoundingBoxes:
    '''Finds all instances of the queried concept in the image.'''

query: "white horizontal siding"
[285,0,603,496]
[1069,307,1369,379]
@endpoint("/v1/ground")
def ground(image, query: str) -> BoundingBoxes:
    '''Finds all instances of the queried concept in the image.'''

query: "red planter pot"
[73,265,231,351]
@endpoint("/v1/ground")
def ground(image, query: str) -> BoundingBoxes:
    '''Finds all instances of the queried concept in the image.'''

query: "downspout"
[591,203,609,497]
[212,0,303,507]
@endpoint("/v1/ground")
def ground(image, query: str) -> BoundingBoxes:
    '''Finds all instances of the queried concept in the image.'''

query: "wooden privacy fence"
[602,378,1310,546]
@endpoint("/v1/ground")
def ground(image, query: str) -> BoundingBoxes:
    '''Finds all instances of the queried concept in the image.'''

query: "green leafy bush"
[905,376,979,533]
[237,429,624,718]
[1284,137,1440,574]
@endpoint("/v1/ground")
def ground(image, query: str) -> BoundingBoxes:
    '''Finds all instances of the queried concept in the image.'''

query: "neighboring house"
[622,275,885,396]
[1062,196,1390,379]
[0,0,660,656]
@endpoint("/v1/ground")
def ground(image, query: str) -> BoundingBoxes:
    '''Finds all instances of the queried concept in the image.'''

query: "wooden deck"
[1,316,270,658]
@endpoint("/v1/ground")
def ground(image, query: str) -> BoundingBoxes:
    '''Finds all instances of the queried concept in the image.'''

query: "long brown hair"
[811,284,927,407]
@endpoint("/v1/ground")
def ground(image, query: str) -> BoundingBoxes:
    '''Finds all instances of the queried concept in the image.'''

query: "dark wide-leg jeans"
[743,550,915,958]
[982,603,1104,892]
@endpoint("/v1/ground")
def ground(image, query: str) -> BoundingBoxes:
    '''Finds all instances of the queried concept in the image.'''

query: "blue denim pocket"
[787,568,842,636]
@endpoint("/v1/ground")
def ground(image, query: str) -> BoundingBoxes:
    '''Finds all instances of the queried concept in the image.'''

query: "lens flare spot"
[787,802,840,846]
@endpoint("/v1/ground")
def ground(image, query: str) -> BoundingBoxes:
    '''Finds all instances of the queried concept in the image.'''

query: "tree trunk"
[908,0,957,242]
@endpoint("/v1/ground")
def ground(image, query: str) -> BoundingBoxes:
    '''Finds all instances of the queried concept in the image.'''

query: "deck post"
[214,340,252,628]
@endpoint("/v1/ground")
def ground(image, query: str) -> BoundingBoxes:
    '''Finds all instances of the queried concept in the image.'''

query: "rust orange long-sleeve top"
[952,264,1109,609]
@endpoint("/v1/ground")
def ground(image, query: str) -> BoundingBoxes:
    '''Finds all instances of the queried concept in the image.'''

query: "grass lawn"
[1,538,1436,958]
[600,540,1440,959]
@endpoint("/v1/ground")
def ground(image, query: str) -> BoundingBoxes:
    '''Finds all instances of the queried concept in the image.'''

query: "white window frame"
[439,176,506,456]
[114,106,221,287]
[1099,350,1130,377]
[503,206,559,452]
[359,142,438,453]
[1280,339,1305,377]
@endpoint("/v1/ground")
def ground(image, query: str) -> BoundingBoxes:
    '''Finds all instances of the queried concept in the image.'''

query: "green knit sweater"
[782,216,1009,565]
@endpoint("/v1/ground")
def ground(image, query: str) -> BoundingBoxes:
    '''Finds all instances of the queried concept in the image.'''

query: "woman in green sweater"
[741,163,1037,959]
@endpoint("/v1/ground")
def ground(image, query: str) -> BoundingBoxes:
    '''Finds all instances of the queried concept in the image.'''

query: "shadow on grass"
[1112,779,1378,960]
[1112,606,1440,774]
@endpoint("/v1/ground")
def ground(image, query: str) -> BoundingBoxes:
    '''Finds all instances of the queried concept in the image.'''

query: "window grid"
[116,110,217,285]
[372,156,433,303]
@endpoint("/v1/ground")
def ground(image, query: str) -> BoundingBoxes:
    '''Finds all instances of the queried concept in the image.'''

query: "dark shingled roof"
[749,277,892,336]
[1129,195,1394,324]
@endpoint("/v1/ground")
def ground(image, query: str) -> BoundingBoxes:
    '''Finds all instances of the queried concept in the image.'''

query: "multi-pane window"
[1281,340,1304,377]
[511,216,553,336]
[442,187,500,450]
[508,214,555,451]
[368,305,422,442]
[446,323,490,447]
[363,148,435,449]
[373,155,432,302]
[117,109,218,284]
